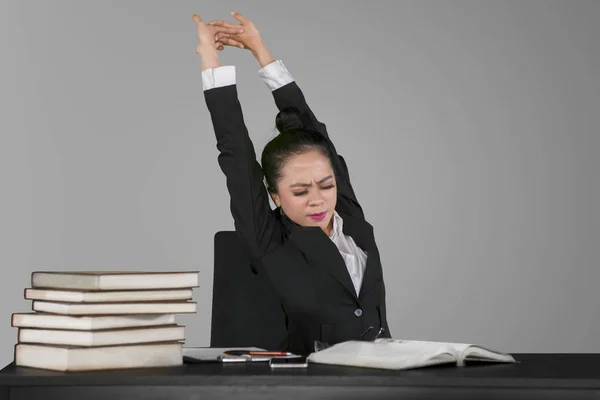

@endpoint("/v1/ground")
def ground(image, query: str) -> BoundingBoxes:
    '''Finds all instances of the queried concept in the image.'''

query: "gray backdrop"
[1,0,598,366]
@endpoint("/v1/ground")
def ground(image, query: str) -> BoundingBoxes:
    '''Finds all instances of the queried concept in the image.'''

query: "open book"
[306,338,517,370]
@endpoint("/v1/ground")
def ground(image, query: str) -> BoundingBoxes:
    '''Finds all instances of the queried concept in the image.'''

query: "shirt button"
[354,308,363,317]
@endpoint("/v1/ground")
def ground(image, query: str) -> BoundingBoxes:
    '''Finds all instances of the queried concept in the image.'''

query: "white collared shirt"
[329,211,368,296]
[202,60,368,296]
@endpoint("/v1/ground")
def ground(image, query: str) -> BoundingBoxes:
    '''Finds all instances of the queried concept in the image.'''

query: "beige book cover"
[15,342,183,372]
[32,300,196,315]
[24,288,193,303]
[31,271,199,291]
[18,324,185,346]
[11,313,177,330]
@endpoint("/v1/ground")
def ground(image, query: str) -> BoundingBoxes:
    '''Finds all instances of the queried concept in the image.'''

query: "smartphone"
[269,356,308,369]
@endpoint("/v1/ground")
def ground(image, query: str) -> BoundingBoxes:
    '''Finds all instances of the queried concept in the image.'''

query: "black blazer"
[204,78,391,356]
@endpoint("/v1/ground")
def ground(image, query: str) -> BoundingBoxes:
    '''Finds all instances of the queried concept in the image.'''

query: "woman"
[192,12,391,356]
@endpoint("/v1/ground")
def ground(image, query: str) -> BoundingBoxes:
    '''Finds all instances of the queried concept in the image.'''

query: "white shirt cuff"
[202,65,236,91]
[258,60,294,91]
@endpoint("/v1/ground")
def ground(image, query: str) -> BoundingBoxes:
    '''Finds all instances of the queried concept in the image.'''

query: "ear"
[269,191,281,208]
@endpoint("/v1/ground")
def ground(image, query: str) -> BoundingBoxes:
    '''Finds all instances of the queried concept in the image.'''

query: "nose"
[308,190,325,207]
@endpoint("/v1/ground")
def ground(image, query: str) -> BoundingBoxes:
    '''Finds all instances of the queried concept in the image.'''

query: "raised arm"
[258,55,364,218]
[192,14,276,258]
[209,13,364,218]
[264,65,363,218]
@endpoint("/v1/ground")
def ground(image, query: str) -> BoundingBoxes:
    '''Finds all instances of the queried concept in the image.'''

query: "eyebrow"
[289,175,333,188]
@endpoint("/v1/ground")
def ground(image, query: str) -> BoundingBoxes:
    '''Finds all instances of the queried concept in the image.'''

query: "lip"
[310,212,327,221]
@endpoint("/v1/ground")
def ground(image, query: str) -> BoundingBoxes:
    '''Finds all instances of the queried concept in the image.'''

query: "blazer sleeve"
[204,83,277,258]
[379,281,392,338]
[264,67,365,219]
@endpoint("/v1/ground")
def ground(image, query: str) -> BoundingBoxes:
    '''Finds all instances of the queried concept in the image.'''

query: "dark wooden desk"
[1,354,600,399]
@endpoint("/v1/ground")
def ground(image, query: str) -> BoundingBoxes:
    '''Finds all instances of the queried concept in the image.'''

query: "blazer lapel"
[339,213,372,251]
[358,249,382,300]
[339,213,382,300]
[281,213,357,300]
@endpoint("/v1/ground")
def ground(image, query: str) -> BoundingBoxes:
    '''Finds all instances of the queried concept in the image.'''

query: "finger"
[209,20,234,28]
[209,20,244,33]
[190,14,203,24]
[216,26,245,34]
[218,37,245,49]
[230,11,250,24]
[214,32,232,41]
[191,14,207,40]
[214,32,243,41]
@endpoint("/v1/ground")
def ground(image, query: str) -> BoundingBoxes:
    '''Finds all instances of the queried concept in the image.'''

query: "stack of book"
[11,271,199,372]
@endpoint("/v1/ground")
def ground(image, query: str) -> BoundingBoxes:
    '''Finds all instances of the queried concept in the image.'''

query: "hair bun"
[275,107,305,133]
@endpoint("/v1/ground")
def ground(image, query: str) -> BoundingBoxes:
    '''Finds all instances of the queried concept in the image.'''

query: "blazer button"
[354,308,363,317]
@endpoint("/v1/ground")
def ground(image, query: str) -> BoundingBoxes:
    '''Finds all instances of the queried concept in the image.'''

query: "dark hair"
[261,107,333,193]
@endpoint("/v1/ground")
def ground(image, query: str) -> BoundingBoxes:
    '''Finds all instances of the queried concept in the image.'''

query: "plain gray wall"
[1,0,598,366]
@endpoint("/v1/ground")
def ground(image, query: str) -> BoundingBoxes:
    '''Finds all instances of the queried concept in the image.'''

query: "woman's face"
[270,149,337,236]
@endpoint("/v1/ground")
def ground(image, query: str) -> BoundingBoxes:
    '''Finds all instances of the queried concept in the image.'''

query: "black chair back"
[210,231,287,350]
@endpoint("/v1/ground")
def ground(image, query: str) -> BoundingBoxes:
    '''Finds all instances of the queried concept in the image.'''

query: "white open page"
[375,339,516,365]
[307,340,458,370]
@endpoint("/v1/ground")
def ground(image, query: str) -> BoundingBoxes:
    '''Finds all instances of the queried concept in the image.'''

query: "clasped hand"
[191,11,261,53]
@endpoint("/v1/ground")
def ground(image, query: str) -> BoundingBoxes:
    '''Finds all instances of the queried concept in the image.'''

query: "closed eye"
[292,184,335,196]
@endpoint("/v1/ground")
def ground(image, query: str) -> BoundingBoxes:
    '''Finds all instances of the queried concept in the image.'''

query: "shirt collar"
[329,211,344,239]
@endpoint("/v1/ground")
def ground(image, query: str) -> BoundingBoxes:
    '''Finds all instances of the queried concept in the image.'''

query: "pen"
[223,350,295,356]
[218,355,271,363]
